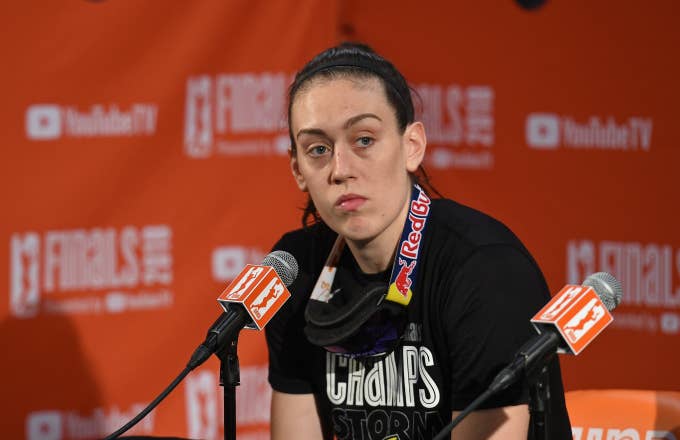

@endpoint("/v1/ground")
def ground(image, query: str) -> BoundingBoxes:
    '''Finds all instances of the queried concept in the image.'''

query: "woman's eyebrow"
[296,128,329,140]
[296,113,381,140]
[344,113,382,129]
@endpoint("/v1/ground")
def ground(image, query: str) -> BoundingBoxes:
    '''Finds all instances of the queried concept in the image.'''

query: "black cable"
[432,387,496,440]
[103,366,191,440]
[102,310,248,439]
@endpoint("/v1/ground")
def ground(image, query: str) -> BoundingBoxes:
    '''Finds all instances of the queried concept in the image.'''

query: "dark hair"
[288,42,440,226]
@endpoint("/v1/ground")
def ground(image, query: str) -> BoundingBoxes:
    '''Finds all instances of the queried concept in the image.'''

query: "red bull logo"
[395,258,415,296]
[400,190,430,259]
[386,185,431,307]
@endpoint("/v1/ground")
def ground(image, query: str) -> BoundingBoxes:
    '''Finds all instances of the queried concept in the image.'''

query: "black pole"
[528,364,551,440]
[218,334,241,440]
[434,349,556,439]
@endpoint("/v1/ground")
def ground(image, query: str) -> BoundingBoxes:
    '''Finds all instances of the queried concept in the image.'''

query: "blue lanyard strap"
[386,184,431,306]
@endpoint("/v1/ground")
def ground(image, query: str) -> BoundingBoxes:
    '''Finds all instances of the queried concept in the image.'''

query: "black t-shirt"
[266,198,572,439]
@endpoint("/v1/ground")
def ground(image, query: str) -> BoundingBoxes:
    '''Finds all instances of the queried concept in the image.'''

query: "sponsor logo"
[416,84,495,170]
[388,187,430,305]
[10,225,173,318]
[185,367,271,439]
[25,103,157,140]
[394,259,415,297]
[571,427,676,440]
[399,190,430,260]
[525,113,560,149]
[212,246,266,282]
[526,113,653,151]
[27,411,62,440]
[26,105,62,140]
[567,239,680,334]
[183,73,291,158]
[26,404,153,440]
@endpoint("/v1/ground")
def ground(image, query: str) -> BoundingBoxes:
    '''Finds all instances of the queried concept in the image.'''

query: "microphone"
[432,272,623,440]
[187,250,298,370]
[103,251,298,440]
[488,272,623,394]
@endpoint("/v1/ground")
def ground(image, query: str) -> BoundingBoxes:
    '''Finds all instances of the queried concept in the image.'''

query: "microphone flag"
[217,264,292,330]
[531,284,613,355]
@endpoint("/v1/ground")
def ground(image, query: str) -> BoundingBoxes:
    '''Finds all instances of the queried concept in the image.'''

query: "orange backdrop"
[2,1,678,439]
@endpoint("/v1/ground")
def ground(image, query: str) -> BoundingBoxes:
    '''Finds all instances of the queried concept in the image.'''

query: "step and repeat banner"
[2,1,678,439]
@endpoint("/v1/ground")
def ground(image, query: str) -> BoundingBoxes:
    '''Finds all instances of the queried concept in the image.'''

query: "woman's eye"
[308,145,330,156]
[356,136,374,147]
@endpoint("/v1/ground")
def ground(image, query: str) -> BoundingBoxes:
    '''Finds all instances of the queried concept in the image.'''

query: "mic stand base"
[217,334,240,440]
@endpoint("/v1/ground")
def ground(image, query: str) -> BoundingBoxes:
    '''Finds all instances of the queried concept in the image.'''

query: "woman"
[265,42,571,439]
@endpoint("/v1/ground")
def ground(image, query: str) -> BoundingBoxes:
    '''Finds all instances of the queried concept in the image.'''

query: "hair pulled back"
[288,42,438,226]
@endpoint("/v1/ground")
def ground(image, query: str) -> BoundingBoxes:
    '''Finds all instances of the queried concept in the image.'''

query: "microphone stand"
[216,333,241,440]
[432,353,555,439]
[527,364,551,440]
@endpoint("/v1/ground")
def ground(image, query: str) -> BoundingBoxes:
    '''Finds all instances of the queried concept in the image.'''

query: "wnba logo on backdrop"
[10,225,174,318]
[567,239,680,334]
[526,113,653,151]
[185,367,271,439]
[183,73,291,158]
[25,103,158,140]
[415,84,495,170]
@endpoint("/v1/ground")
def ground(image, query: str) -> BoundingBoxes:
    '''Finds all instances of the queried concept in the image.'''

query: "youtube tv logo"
[526,113,560,149]
[25,102,158,140]
[525,112,653,151]
[27,411,62,440]
[26,105,62,140]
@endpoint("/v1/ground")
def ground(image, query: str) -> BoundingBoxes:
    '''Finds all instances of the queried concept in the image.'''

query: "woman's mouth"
[336,194,367,211]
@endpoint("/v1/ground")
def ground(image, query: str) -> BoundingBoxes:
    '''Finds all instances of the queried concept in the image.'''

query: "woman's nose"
[330,143,356,184]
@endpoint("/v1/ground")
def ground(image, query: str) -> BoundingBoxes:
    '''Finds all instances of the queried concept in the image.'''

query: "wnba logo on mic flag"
[532,285,613,355]
[217,264,291,329]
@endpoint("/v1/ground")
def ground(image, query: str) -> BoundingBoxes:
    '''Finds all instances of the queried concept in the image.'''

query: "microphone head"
[263,250,299,287]
[582,272,623,311]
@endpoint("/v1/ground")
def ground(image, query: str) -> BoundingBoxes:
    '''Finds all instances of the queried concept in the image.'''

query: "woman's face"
[290,76,426,245]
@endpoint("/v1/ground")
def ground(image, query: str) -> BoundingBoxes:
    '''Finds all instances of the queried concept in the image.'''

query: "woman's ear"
[289,148,308,191]
[403,122,427,173]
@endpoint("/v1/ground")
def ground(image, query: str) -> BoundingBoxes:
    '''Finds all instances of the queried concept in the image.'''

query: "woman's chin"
[331,218,376,243]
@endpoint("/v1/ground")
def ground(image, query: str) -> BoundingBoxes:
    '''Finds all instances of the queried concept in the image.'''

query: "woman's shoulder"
[429,197,524,249]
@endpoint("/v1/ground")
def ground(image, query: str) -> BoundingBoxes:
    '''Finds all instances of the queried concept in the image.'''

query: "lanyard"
[310,184,432,306]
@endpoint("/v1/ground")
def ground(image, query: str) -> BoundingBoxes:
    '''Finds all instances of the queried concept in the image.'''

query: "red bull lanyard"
[310,184,432,307]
